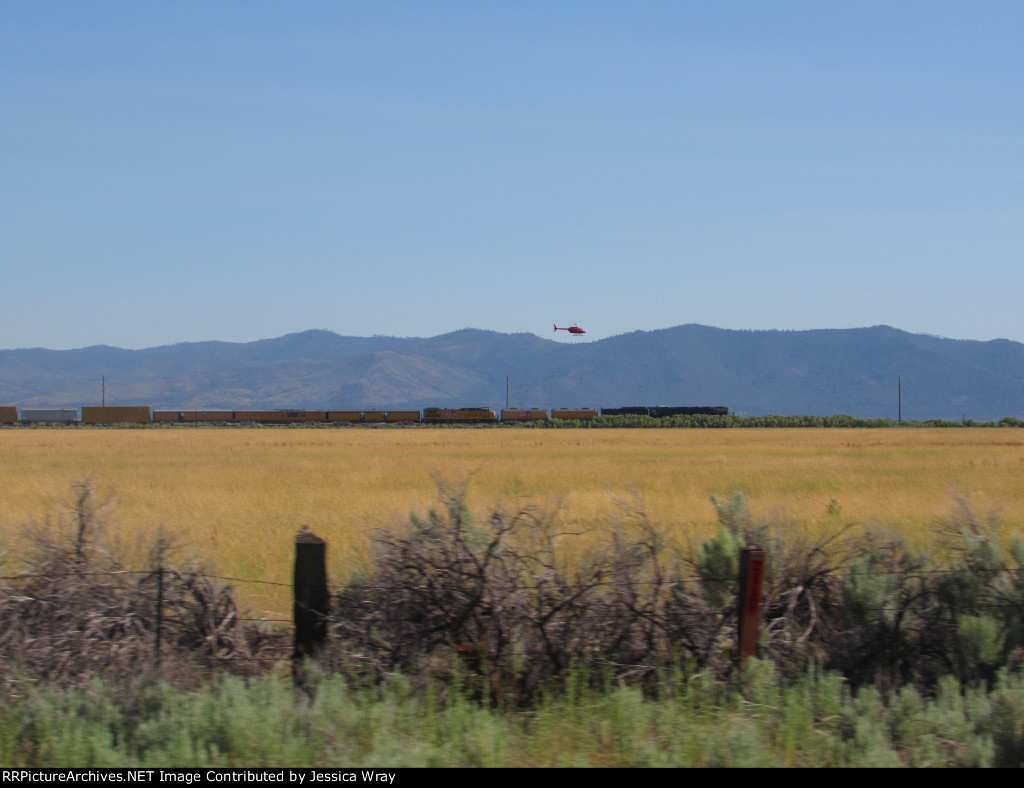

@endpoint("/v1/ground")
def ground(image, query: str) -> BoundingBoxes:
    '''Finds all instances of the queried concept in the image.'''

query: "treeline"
[575,414,1024,428]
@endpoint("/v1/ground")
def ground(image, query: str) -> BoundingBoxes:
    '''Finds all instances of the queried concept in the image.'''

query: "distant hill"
[2,325,1023,421]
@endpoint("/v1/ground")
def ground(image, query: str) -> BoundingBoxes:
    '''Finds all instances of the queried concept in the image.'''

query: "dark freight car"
[647,406,729,417]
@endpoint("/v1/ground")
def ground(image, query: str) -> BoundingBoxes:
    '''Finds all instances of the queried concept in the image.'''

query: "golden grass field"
[2,426,1023,617]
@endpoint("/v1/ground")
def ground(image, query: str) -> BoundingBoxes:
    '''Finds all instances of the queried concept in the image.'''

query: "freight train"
[1,404,728,425]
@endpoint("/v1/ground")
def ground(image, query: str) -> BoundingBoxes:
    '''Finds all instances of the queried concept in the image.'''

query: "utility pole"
[898,375,901,423]
[102,375,106,407]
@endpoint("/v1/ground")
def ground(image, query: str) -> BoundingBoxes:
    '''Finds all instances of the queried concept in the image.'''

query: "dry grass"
[2,426,1023,617]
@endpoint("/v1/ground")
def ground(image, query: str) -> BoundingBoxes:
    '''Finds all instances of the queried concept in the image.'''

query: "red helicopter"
[554,323,586,335]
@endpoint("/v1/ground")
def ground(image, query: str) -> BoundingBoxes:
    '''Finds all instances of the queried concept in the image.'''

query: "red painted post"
[737,548,766,661]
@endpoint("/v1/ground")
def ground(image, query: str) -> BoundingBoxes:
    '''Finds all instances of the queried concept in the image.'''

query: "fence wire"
[5,550,1024,685]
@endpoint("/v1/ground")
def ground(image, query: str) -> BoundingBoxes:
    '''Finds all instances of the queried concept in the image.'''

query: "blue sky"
[3,1,1022,349]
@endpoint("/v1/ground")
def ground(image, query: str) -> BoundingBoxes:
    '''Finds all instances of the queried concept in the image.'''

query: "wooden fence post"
[154,564,163,671]
[737,547,766,662]
[293,526,328,680]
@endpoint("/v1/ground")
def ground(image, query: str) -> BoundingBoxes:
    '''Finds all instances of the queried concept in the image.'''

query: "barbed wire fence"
[5,519,1024,701]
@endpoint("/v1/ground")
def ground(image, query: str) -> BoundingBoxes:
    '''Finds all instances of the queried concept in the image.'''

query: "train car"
[56,402,730,427]
[81,406,152,424]
[21,408,79,423]
[0,406,18,424]
[423,407,457,422]
[550,408,599,421]
[600,407,649,416]
[500,408,548,422]
[647,406,729,417]
[231,410,327,423]
[326,410,363,423]
[423,407,497,423]
[384,410,421,422]
[153,410,234,422]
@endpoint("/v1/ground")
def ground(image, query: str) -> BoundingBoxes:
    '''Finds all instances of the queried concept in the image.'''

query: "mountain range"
[2,325,1023,421]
